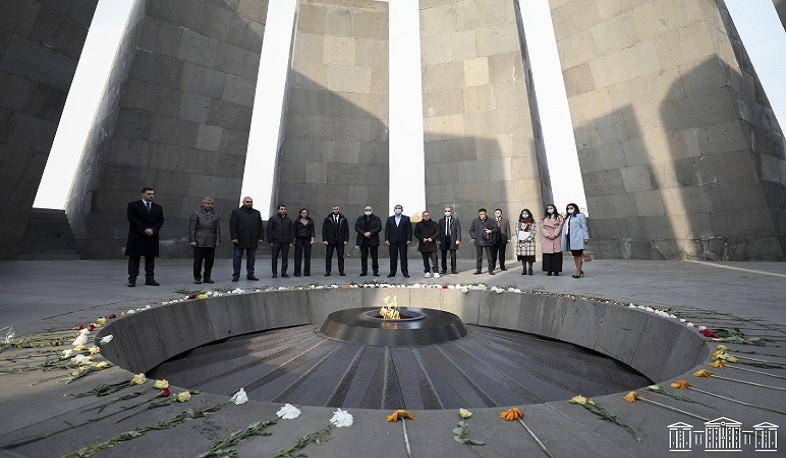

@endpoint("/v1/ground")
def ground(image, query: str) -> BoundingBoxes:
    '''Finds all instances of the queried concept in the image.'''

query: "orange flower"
[670,380,691,389]
[386,409,414,422]
[709,359,726,368]
[499,407,524,421]
[622,391,641,402]
[693,369,714,378]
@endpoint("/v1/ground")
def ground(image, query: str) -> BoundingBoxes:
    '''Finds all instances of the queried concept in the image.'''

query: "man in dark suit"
[384,204,412,278]
[229,196,264,282]
[354,205,382,277]
[322,204,349,276]
[437,206,462,274]
[491,208,511,271]
[125,187,164,287]
[267,204,294,278]
[469,208,499,275]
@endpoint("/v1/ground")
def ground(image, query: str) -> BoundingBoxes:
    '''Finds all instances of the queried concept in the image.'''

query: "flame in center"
[379,296,400,320]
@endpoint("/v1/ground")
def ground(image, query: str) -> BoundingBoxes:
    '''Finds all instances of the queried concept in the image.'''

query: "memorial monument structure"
[1,0,784,261]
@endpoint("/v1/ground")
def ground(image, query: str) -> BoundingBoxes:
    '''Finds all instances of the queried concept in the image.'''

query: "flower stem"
[710,374,786,390]
[638,398,709,422]
[727,364,786,380]
[402,418,412,458]
[688,387,786,416]
[517,419,555,458]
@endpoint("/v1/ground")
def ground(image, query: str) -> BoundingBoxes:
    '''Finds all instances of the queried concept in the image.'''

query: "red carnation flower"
[699,329,718,338]
[87,324,95,331]
[188,294,197,299]
[76,325,84,330]
[161,387,170,397]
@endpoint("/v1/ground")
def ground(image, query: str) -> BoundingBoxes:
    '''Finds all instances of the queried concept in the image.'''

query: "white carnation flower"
[230,387,249,405]
[100,335,113,344]
[72,334,88,346]
[330,408,353,427]
[277,403,301,419]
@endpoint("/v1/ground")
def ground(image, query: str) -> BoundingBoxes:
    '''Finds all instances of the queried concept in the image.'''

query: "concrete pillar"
[276,0,389,227]
[0,0,98,259]
[775,0,786,32]
[549,0,786,260]
[419,0,551,254]
[65,0,269,258]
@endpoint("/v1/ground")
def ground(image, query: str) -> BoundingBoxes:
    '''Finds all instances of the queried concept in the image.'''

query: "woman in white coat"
[561,203,589,278]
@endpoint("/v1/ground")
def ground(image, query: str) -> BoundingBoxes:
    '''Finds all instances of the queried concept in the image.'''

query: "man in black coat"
[267,204,294,278]
[437,206,462,275]
[322,204,349,276]
[125,187,164,287]
[384,204,412,278]
[413,211,440,278]
[354,205,382,277]
[468,208,499,275]
[229,196,264,282]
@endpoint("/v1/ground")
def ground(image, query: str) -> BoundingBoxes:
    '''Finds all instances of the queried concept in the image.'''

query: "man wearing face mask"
[267,204,294,278]
[469,208,499,275]
[384,204,412,277]
[355,205,382,276]
[437,206,461,274]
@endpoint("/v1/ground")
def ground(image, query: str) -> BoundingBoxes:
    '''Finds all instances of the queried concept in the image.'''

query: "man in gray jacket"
[189,197,221,284]
[468,208,499,275]
[229,197,264,282]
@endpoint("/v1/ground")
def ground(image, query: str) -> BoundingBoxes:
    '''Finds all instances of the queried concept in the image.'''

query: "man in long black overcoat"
[126,187,165,286]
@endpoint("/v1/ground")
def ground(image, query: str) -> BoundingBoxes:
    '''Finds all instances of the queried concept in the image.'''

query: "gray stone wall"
[550,0,786,260]
[276,0,389,228]
[775,0,786,32]
[0,0,98,259]
[419,0,551,255]
[65,0,269,258]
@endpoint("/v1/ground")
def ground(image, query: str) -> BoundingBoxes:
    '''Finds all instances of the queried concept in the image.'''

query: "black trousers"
[492,239,507,270]
[359,243,379,274]
[193,247,215,280]
[128,255,155,279]
[325,242,345,274]
[293,238,311,276]
[474,245,493,272]
[271,242,289,274]
[421,251,437,273]
[388,242,408,274]
[440,249,457,273]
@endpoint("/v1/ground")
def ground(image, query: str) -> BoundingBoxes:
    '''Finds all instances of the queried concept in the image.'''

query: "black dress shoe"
[546,272,552,276]
[304,273,310,277]
[473,271,481,275]
[272,273,277,278]
[232,276,239,282]
[325,272,332,276]
[451,270,458,274]
[489,271,495,275]
[387,273,395,278]
[194,279,202,284]
[359,272,366,277]
[440,271,447,275]
[145,279,160,286]
[373,272,380,277]
[248,275,259,281]
[500,267,507,271]
[281,273,290,278]
[554,272,560,276]
[204,279,215,284]
[294,273,301,277]
[402,273,410,278]
[339,272,346,276]
[127,281,136,287]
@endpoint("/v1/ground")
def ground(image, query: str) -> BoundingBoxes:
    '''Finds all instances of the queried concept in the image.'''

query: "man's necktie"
[146,201,151,212]
[446,217,450,237]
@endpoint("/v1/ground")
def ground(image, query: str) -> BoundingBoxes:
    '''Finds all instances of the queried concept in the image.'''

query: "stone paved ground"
[0,259,785,457]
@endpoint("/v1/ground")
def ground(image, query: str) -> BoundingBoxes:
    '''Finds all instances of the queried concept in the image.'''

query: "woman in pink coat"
[540,203,564,276]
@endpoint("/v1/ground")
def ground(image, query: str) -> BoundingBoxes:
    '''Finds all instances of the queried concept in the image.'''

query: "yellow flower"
[622,392,641,402]
[716,353,737,363]
[176,391,191,402]
[94,361,110,369]
[386,409,414,422]
[647,385,660,390]
[92,322,101,328]
[499,407,524,421]
[458,408,472,419]
[88,346,101,355]
[670,380,691,389]
[131,373,147,385]
[197,293,207,299]
[709,359,726,368]
[121,312,126,316]
[693,369,714,378]
[712,349,725,357]
[96,318,107,325]
[569,395,587,405]
[716,344,728,352]
[154,379,169,389]
[73,345,87,352]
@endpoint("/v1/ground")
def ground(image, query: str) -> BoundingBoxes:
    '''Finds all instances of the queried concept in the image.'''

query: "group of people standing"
[124,187,590,286]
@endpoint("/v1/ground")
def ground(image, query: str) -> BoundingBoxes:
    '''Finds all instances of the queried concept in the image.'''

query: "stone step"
[18,208,80,260]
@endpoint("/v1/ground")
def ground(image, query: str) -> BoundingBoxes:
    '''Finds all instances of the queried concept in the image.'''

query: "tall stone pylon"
[0,1,99,259]
[550,0,786,260]
[419,0,552,246]
[65,0,269,258]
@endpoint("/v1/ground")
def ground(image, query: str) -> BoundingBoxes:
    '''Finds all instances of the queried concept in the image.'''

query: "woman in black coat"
[292,208,315,277]
[413,211,440,278]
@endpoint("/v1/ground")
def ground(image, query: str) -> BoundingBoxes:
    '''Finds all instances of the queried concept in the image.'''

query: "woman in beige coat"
[540,203,563,276]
